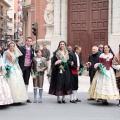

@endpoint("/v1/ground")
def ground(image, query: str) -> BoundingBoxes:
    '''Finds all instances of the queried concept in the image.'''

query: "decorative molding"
[44,0,54,25]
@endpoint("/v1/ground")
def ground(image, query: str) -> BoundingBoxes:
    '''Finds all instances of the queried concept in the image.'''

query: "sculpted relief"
[44,0,54,25]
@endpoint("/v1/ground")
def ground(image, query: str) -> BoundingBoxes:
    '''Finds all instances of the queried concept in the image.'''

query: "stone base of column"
[44,24,54,39]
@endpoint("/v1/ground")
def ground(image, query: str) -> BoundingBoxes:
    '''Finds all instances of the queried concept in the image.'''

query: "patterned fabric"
[99,53,113,70]
[3,52,28,103]
[89,70,120,100]
[0,56,13,105]
[56,49,69,62]
[24,48,31,66]
[89,53,120,100]
[32,57,47,88]
[112,53,120,78]
[112,52,120,90]
[0,76,13,105]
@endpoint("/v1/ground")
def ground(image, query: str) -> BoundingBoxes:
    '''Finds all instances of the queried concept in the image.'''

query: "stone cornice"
[22,4,34,11]
[2,0,10,7]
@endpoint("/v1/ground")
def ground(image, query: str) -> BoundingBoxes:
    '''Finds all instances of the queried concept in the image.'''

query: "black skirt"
[49,58,72,96]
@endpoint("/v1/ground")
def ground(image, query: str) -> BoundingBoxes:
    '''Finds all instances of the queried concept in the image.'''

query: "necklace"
[104,53,110,61]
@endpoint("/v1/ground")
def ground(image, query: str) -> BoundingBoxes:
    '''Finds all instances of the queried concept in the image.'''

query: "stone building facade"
[7,0,23,41]
[0,0,10,45]
[22,0,120,62]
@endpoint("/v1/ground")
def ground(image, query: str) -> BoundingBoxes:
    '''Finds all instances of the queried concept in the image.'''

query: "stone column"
[108,0,120,53]
[54,0,61,35]
[51,0,61,54]
[61,0,67,42]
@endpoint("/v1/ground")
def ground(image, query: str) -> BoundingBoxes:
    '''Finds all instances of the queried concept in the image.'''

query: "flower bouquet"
[55,60,62,65]
[94,63,101,70]
[55,59,66,74]
[38,61,45,68]
[4,64,11,78]
[94,63,109,79]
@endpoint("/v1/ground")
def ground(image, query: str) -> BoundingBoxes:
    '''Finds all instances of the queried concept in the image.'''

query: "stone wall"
[108,0,120,53]
[23,0,46,42]
[35,0,46,39]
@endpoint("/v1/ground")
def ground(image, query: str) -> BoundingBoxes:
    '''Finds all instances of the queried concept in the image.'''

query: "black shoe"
[75,99,81,102]
[70,100,77,103]
[102,100,109,105]
[57,101,61,104]
[96,99,102,102]
[62,100,66,103]
[27,99,32,103]
[87,98,95,101]
[117,104,120,107]
[79,73,82,76]
[105,101,109,105]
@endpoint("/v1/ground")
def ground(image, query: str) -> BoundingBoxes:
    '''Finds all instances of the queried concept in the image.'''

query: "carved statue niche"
[44,0,54,25]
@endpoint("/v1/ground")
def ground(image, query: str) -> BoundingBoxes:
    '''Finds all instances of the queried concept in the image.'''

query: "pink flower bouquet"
[94,63,100,69]
[55,60,61,65]
[55,60,66,74]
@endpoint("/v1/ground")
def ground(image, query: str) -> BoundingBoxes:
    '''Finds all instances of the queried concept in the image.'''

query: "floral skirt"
[89,68,120,100]
[0,76,13,105]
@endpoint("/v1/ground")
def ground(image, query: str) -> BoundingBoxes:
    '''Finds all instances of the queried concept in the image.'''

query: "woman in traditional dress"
[112,45,120,106]
[49,41,72,104]
[89,45,120,105]
[0,54,13,105]
[3,41,28,103]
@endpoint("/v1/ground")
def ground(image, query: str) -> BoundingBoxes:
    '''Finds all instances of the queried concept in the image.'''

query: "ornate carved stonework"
[44,0,54,25]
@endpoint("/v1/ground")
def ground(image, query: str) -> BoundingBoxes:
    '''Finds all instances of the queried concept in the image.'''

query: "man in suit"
[18,37,34,103]
[69,45,82,103]
[86,46,101,101]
